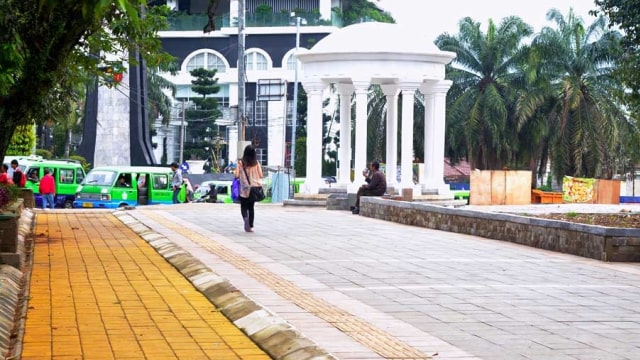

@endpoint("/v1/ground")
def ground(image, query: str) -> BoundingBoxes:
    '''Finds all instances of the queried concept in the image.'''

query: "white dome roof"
[310,22,442,55]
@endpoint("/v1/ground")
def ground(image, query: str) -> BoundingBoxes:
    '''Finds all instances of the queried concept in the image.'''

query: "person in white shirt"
[170,162,183,204]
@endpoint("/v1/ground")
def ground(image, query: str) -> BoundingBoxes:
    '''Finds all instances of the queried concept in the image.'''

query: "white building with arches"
[155,0,341,168]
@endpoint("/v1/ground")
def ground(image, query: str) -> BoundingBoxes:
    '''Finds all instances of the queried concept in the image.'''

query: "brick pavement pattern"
[22,212,270,360]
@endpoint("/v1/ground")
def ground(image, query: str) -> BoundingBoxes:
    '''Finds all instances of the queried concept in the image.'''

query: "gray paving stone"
[125,204,640,360]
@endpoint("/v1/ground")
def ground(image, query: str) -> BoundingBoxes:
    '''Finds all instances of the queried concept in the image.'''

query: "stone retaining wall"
[361,197,640,262]
[0,197,35,359]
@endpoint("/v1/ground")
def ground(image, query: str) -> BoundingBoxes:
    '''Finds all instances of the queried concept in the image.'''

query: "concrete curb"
[113,210,336,360]
[0,265,24,357]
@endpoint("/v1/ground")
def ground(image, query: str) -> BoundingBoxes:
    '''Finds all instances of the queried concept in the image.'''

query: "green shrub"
[69,155,91,172]
[0,184,20,209]
[6,125,36,156]
[36,149,53,159]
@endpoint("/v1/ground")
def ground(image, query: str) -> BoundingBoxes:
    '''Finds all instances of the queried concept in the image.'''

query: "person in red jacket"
[39,169,56,209]
[0,164,13,185]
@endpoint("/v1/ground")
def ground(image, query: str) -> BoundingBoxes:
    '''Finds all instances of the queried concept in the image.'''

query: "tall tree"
[339,0,394,25]
[435,16,533,170]
[148,67,177,127]
[528,9,629,180]
[366,85,387,162]
[593,0,640,104]
[0,0,174,161]
[184,68,221,161]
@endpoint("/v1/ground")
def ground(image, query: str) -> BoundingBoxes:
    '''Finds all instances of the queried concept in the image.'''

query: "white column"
[335,83,354,187]
[302,81,326,193]
[381,84,399,191]
[229,0,238,24]
[352,81,370,188]
[318,0,332,21]
[421,80,453,194]
[95,58,131,167]
[266,98,286,167]
[399,84,419,188]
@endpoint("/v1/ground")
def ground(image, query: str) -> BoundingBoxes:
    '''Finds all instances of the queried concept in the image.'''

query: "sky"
[376,0,598,38]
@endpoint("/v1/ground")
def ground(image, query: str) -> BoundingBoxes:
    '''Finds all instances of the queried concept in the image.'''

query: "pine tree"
[184,68,222,160]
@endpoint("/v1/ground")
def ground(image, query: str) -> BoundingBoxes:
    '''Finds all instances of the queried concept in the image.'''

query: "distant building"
[443,158,470,185]
[154,0,343,167]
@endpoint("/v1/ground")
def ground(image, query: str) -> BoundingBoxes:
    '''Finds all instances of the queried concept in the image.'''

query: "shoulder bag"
[242,164,265,202]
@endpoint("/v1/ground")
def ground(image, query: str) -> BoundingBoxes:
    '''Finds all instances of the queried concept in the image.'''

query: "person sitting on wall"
[352,160,387,215]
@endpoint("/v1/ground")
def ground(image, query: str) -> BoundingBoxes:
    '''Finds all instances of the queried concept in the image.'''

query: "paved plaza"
[23,203,640,359]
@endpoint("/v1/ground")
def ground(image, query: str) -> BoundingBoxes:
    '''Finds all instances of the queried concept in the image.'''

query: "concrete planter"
[362,197,640,262]
[0,199,27,268]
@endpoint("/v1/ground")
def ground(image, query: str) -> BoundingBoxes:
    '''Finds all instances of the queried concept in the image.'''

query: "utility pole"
[238,0,246,145]
[282,80,288,167]
[180,99,185,164]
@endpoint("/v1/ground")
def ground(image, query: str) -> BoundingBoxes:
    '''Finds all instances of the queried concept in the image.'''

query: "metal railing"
[166,12,342,31]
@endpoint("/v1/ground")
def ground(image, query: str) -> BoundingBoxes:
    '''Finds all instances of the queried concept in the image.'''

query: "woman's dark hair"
[242,145,258,167]
[371,161,380,170]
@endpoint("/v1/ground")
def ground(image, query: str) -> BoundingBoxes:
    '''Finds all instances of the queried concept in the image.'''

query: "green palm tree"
[366,85,387,162]
[147,69,176,126]
[435,16,533,170]
[527,9,629,181]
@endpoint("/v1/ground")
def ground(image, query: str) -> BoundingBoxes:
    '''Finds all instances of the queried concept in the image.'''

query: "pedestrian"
[170,162,183,204]
[202,158,212,174]
[235,145,263,232]
[180,161,190,175]
[352,160,387,214]
[137,174,146,189]
[183,178,194,203]
[203,183,218,203]
[10,160,26,187]
[0,164,13,185]
[39,169,56,209]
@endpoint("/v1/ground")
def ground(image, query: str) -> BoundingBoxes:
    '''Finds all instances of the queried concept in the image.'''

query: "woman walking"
[235,145,263,232]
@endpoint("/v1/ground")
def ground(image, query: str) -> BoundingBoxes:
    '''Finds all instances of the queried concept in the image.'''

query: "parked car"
[194,180,233,203]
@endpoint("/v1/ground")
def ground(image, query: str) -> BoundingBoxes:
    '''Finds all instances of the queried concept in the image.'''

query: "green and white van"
[23,159,86,208]
[73,166,186,209]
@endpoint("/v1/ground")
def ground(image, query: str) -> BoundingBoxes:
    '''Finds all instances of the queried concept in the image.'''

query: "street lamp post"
[238,0,246,142]
[180,99,185,164]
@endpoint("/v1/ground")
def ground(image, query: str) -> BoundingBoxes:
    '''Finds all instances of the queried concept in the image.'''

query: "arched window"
[286,54,297,70]
[244,49,271,71]
[282,48,308,71]
[185,51,227,73]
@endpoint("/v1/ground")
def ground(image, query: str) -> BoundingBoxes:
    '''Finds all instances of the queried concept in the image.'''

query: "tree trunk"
[65,129,72,158]
[0,114,19,159]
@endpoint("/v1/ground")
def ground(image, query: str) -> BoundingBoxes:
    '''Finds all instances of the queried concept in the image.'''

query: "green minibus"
[73,166,185,209]
[23,159,86,208]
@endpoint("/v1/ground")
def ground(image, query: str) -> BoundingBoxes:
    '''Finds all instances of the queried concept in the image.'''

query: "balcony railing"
[166,11,343,31]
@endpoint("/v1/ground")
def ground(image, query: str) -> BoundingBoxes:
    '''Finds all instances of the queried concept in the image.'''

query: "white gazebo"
[297,22,456,195]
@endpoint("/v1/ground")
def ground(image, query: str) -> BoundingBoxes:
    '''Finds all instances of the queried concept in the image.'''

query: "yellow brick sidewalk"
[22,212,270,360]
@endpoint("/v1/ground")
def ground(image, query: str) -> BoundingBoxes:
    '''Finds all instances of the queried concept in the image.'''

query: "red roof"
[443,159,471,177]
